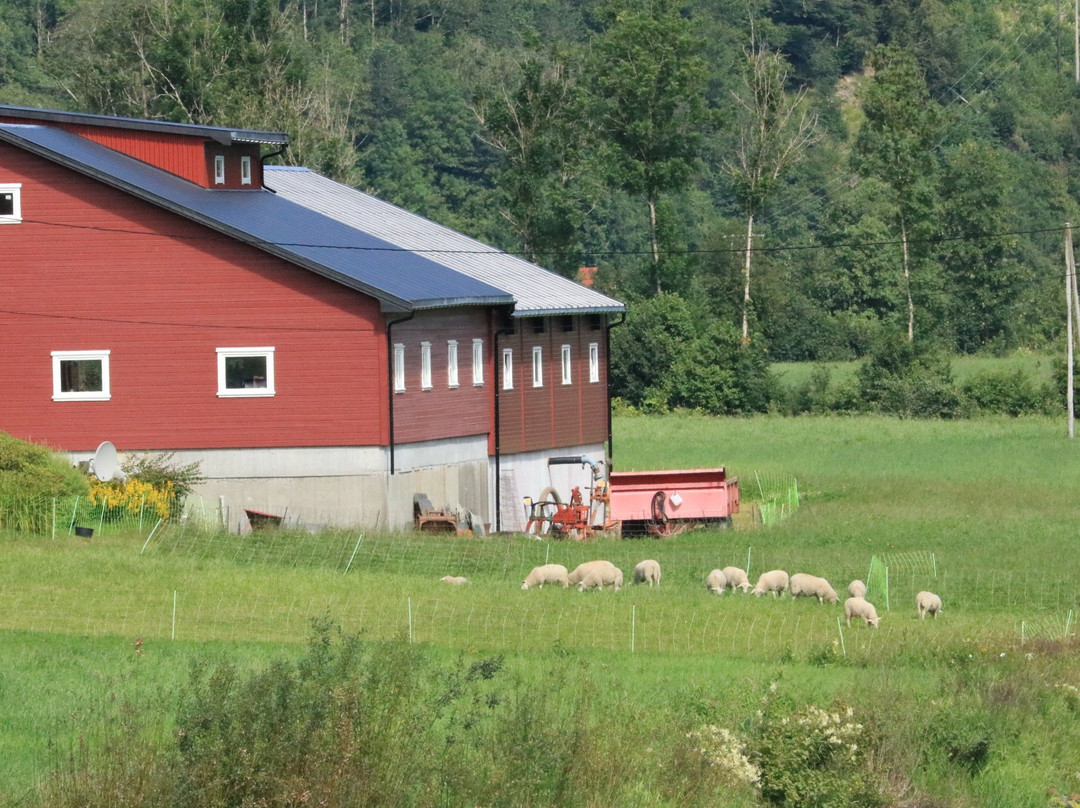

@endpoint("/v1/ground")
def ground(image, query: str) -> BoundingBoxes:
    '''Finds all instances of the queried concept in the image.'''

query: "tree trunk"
[901,214,914,342]
[648,196,661,293]
[742,212,754,343]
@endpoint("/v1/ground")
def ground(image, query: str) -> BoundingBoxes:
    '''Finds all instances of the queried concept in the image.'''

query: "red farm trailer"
[524,457,739,539]
[607,468,740,537]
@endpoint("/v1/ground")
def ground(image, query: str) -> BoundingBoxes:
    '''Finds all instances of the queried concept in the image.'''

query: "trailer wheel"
[650,491,667,524]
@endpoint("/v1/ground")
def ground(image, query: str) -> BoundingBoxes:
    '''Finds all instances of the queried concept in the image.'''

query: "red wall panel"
[390,310,492,445]
[0,143,389,452]
[495,317,608,455]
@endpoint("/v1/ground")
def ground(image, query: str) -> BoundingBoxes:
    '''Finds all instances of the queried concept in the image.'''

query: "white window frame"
[216,347,275,397]
[589,342,600,383]
[214,155,226,185]
[532,346,544,388]
[240,156,252,186]
[502,348,514,390]
[561,345,572,385]
[472,338,484,386]
[0,183,22,224]
[52,350,110,401]
[447,340,459,388]
[420,341,432,390]
[393,343,406,392]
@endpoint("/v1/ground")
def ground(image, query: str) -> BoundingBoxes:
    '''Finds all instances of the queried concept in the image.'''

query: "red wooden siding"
[391,310,492,445]
[0,142,389,452]
[59,125,212,186]
[496,317,609,455]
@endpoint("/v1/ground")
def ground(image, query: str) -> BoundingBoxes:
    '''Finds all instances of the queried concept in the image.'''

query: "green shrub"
[0,432,88,500]
[749,696,886,808]
[961,368,1051,416]
[856,335,962,418]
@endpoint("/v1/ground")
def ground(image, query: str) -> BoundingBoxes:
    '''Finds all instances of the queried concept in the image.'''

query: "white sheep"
[568,560,623,592]
[751,569,789,598]
[721,566,752,593]
[633,559,662,587]
[440,575,469,586]
[789,573,838,604]
[705,568,728,594]
[916,590,943,619]
[848,579,867,599]
[521,564,570,590]
[844,596,880,628]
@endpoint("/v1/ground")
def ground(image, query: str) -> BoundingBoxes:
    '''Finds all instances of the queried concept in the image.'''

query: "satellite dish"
[90,441,119,482]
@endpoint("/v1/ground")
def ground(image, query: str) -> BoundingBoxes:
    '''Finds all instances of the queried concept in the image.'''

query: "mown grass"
[3,414,1080,806]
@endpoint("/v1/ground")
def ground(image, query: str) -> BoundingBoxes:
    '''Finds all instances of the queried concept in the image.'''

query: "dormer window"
[214,155,225,185]
[240,156,252,186]
[0,184,22,223]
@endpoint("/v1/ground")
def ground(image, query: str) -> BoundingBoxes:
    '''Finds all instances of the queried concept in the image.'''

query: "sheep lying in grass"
[751,569,789,598]
[721,566,752,593]
[844,596,880,628]
[790,573,838,604]
[705,569,728,594]
[848,579,867,599]
[521,564,569,590]
[440,576,469,585]
[633,559,662,587]
[568,560,623,592]
[916,590,943,619]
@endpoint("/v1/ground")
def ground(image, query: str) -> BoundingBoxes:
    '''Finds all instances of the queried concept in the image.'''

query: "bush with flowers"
[87,452,203,520]
[748,694,885,808]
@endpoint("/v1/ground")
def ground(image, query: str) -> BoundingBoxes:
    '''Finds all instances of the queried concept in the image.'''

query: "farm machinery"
[524,456,739,539]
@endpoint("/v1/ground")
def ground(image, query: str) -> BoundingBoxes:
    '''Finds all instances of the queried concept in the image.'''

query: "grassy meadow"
[2,414,1080,806]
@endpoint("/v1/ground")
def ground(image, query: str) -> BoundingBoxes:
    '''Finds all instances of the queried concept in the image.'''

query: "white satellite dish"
[90,441,120,482]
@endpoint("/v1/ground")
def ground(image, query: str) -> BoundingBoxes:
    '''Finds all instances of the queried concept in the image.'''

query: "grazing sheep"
[721,566,752,593]
[705,568,728,594]
[848,579,867,599]
[633,559,662,587]
[440,576,469,585]
[751,569,790,598]
[521,564,570,590]
[789,573,839,604]
[568,560,623,592]
[844,596,880,628]
[916,590,943,619]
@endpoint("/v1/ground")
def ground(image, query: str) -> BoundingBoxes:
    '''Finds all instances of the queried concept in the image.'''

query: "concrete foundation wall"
[77,437,491,532]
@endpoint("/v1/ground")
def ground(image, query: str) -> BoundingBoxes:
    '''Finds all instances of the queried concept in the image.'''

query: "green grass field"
[3,414,1080,806]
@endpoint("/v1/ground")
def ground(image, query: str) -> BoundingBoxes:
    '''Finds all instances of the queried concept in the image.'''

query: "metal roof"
[0,124,513,312]
[0,104,289,146]
[265,167,626,317]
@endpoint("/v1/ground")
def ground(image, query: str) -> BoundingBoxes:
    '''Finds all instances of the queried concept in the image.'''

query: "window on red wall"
[472,339,484,386]
[394,344,406,392]
[216,347,275,397]
[52,350,110,401]
[561,345,572,385]
[502,348,514,390]
[447,340,459,388]
[589,343,600,383]
[532,346,543,388]
[421,342,432,390]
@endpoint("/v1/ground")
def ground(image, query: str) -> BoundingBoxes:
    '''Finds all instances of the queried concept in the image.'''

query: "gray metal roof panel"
[0,104,288,146]
[265,167,626,316]
[0,124,513,311]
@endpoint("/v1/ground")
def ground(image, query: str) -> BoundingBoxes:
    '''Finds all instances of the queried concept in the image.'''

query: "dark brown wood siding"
[496,316,608,455]
[0,142,389,452]
[391,310,493,445]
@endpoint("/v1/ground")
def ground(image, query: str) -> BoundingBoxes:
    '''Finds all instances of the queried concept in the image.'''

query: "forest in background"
[2,0,1079,412]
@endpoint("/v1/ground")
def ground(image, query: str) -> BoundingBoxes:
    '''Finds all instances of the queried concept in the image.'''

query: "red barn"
[0,105,624,531]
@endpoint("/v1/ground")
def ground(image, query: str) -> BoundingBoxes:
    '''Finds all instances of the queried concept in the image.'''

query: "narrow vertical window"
[421,341,432,390]
[472,338,484,386]
[240,156,252,186]
[561,345,572,385]
[447,340,459,388]
[502,348,514,390]
[532,346,543,388]
[52,350,110,401]
[214,155,226,185]
[589,342,600,383]
[393,344,406,392]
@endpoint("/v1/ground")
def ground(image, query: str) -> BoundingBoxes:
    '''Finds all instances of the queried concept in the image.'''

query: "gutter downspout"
[259,145,288,186]
[606,312,626,466]
[492,316,515,533]
[386,311,415,475]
